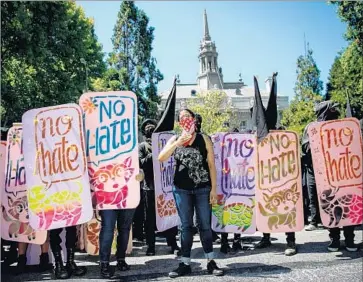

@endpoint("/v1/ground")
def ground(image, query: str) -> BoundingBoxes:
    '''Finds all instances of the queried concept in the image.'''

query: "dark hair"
[178,108,195,121]
[195,113,202,123]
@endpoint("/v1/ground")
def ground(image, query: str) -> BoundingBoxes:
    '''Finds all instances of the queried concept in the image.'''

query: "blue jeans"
[99,209,135,263]
[173,186,214,264]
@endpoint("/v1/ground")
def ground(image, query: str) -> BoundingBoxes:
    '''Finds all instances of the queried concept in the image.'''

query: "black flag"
[345,91,353,118]
[252,76,268,143]
[154,78,177,133]
[265,72,278,130]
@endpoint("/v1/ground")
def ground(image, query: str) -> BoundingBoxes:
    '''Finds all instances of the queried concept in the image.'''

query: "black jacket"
[301,101,339,166]
[139,140,154,191]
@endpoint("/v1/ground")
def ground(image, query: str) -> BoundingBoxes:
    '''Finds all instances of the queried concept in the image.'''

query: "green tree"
[94,1,163,118]
[327,41,363,118]
[178,90,235,135]
[281,46,323,137]
[1,1,106,128]
[330,1,363,54]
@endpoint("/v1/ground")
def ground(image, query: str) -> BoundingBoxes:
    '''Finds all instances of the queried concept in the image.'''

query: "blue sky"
[78,1,348,100]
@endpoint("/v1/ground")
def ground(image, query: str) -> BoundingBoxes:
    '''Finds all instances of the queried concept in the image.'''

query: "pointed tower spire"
[203,9,211,41]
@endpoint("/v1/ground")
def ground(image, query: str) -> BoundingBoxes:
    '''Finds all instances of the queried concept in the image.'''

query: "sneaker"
[220,243,231,254]
[255,238,272,249]
[305,224,318,231]
[116,260,130,271]
[207,260,224,276]
[168,263,191,278]
[345,241,358,252]
[328,239,340,252]
[285,242,297,256]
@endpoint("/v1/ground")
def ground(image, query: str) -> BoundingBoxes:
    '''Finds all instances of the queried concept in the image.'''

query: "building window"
[191,90,197,96]
[240,120,247,129]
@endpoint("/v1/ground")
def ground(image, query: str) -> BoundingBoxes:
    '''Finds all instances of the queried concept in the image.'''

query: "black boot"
[100,262,119,279]
[255,234,272,249]
[53,252,70,279]
[232,240,243,252]
[220,242,231,254]
[39,253,53,272]
[146,246,155,256]
[66,248,86,276]
[117,259,130,271]
[14,254,27,275]
[207,260,224,276]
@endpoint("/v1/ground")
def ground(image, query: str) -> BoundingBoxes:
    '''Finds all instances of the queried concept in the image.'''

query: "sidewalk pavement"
[2,227,362,282]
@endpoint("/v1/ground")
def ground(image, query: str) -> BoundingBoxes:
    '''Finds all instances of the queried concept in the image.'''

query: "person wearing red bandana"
[159,109,224,278]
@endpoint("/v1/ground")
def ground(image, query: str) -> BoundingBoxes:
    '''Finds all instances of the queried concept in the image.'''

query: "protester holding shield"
[139,119,180,256]
[98,171,144,279]
[302,101,358,252]
[159,109,224,278]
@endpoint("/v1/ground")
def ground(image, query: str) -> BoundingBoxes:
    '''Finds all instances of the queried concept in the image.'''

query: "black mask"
[144,125,155,139]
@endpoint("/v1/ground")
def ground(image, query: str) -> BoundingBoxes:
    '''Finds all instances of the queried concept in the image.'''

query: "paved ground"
[2,227,362,282]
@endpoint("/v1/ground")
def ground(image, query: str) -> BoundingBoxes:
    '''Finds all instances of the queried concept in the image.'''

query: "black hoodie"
[301,101,340,165]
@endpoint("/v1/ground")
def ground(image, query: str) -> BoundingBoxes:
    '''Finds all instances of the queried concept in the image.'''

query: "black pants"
[221,233,241,244]
[50,226,77,253]
[133,189,145,240]
[301,162,310,224]
[144,190,178,248]
[329,226,355,242]
[263,232,295,243]
[305,165,321,226]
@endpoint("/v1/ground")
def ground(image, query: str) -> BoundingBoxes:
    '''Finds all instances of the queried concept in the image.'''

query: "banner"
[308,118,363,227]
[256,130,304,233]
[152,132,179,232]
[80,92,140,210]
[1,127,47,243]
[211,133,256,234]
[22,104,93,230]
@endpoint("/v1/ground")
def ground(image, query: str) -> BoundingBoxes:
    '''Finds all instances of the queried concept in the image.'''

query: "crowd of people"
[1,100,361,280]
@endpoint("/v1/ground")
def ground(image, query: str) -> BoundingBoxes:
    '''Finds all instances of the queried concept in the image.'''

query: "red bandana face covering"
[179,116,195,146]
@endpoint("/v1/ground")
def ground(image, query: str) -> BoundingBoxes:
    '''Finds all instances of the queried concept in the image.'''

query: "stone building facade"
[158,10,289,131]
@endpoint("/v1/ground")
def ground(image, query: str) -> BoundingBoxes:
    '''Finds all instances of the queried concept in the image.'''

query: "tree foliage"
[1,1,106,128]
[281,46,323,137]
[92,1,163,119]
[327,41,363,118]
[294,47,323,101]
[177,91,235,135]
[330,1,363,54]
[325,2,363,118]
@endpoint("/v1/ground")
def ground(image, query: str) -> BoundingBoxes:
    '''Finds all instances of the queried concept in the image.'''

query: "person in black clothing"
[301,103,329,231]
[302,101,358,252]
[254,125,297,256]
[49,226,87,279]
[139,119,180,256]
[159,109,224,278]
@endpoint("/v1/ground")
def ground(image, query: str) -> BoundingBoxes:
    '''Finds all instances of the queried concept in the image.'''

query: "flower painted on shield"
[9,129,21,146]
[82,98,97,114]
